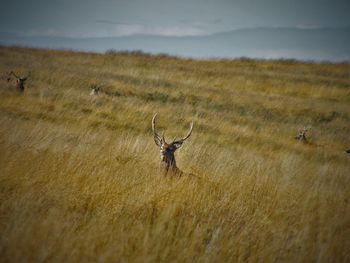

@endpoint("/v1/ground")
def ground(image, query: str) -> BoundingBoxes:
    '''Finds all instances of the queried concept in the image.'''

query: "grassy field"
[0,46,349,262]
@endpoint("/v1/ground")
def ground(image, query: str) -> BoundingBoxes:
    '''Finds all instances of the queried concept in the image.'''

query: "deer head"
[90,85,101,95]
[152,114,193,176]
[7,71,29,92]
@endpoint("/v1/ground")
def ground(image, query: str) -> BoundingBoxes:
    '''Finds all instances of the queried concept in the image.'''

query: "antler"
[7,71,29,81]
[152,114,164,146]
[8,71,20,79]
[173,120,194,144]
[21,72,30,81]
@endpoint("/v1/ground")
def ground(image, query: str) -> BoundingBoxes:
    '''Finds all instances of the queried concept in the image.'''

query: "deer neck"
[160,153,182,175]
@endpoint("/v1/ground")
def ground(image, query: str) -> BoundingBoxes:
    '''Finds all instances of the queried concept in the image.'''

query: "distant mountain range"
[1,27,349,62]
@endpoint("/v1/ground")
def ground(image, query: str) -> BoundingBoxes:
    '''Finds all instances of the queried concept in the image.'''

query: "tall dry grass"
[0,46,349,262]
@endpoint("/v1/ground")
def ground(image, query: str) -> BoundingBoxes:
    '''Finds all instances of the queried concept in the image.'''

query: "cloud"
[295,24,321,29]
[18,18,227,38]
[23,28,66,37]
[94,19,226,37]
[95,19,121,25]
[179,18,223,25]
[20,24,328,39]
[212,19,223,24]
[21,22,216,38]
[107,23,209,37]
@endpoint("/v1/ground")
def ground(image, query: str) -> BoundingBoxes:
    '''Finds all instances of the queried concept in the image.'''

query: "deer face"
[152,114,193,174]
[8,72,28,92]
[160,142,173,161]
[159,141,184,162]
[90,86,100,95]
[16,79,26,92]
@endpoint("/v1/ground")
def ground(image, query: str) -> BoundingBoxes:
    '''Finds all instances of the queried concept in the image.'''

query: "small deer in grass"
[152,114,194,176]
[294,126,326,149]
[7,71,29,92]
[90,85,101,96]
[295,126,311,142]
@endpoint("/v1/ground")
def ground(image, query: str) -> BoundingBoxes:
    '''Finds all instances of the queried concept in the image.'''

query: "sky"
[0,0,349,60]
[1,0,349,38]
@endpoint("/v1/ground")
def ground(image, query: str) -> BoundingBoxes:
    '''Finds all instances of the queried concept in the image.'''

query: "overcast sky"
[1,0,349,38]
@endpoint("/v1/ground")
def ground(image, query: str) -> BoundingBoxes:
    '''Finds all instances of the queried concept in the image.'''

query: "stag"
[7,71,29,92]
[152,114,193,176]
[295,126,310,142]
[90,85,101,96]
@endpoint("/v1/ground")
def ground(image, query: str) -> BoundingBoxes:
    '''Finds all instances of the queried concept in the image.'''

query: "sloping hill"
[0,46,349,262]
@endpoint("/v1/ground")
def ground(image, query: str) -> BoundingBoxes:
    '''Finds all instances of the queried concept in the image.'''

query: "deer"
[90,85,101,96]
[295,126,310,142]
[7,71,29,92]
[295,126,327,150]
[152,113,194,176]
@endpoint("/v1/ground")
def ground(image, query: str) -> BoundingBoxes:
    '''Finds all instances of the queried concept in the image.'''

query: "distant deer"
[295,126,310,142]
[90,85,101,96]
[152,114,194,176]
[294,126,326,149]
[7,71,29,92]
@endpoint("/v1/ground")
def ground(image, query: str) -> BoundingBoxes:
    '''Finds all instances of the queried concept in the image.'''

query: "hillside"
[0,46,349,262]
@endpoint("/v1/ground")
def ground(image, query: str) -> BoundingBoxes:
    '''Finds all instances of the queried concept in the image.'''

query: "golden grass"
[0,46,349,262]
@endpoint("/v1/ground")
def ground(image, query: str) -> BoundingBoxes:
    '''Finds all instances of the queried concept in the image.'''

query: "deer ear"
[172,141,184,149]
